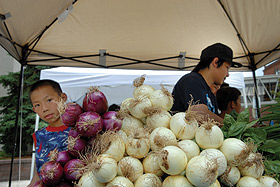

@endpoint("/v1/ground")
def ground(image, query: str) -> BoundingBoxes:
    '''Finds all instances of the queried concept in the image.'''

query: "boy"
[216,86,242,119]
[171,43,242,125]
[28,79,70,186]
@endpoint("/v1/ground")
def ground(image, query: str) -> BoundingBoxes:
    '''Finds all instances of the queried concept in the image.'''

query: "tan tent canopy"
[1,0,280,71]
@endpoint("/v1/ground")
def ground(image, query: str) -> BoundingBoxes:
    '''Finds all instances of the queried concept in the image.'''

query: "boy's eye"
[47,98,52,102]
[34,104,40,108]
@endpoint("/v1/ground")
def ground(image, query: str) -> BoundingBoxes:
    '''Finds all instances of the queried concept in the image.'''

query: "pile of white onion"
[75,75,279,187]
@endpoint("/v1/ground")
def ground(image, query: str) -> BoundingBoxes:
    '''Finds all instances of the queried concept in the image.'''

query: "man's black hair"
[192,57,225,73]
[216,87,241,111]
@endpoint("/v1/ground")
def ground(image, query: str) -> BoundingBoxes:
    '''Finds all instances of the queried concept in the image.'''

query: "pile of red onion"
[37,87,123,186]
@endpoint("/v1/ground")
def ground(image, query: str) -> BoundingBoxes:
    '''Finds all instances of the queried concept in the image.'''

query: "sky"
[242,67,264,77]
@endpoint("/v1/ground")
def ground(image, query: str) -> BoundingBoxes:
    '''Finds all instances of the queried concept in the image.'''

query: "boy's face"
[30,85,67,127]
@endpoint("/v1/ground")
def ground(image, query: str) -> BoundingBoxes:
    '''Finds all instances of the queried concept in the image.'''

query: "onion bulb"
[186,155,218,187]
[116,129,128,145]
[178,140,200,160]
[162,175,193,187]
[219,138,251,166]
[91,154,118,183]
[126,127,150,159]
[142,152,164,177]
[210,180,221,187]
[128,96,152,119]
[106,176,134,187]
[76,111,103,137]
[236,176,262,187]
[149,127,177,151]
[40,161,63,186]
[133,75,155,98]
[117,156,143,182]
[60,102,83,127]
[134,173,162,187]
[120,113,144,136]
[170,112,198,140]
[149,85,173,111]
[219,166,240,187]
[237,152,264,178]
[200,149,227,176]
[77,172,105,187]
[195,119,224,149]
[144,106,171,130]
[120,97,133,112]
[159,146,188,175]
[258,176,280,187]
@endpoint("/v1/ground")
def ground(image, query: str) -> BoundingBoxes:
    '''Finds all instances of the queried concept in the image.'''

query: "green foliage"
[0,65,50,157]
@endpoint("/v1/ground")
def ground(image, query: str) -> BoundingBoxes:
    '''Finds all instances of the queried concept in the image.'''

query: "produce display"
[34,76,280,187]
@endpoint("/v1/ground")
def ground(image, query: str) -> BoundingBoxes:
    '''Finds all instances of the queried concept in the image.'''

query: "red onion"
[67,136,87,157]
[40,161,63,186]
[83,87,108,115]
[56,150,73,166]
[62,102,83,127]
[64,159,85,182]
[76,112,103,137]
[55,181,74,187]
[30,181,46,187]
[68,127,80,138]
[102,111,122,131]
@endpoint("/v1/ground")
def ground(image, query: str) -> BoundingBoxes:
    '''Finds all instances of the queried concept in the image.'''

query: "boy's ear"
[212,57,219,68]
[61,93,67,102]
[230,101,236,109]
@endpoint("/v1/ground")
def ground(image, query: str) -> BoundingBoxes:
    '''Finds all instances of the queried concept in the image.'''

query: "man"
[171,43,242,125]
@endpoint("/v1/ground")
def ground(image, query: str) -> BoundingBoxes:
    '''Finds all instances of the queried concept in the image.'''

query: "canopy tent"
[40,67,247,107]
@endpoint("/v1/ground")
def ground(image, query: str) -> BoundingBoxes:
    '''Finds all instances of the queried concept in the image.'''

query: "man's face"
[234,96,242,114]
[31,85,65,127]
[214,61,230,85]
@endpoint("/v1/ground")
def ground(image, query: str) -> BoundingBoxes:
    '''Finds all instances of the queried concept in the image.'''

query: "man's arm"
[191,104,223,127]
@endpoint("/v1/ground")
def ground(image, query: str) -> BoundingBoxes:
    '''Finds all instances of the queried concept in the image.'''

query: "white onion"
[92,154,118,183]
[120,97,133,112]
[170,112,198,140]
[238,152,264,178]
[159,146,188,175]
[149,86,173,111]
[128,96,152,119]
[162,175,193,187]
[210,180,221,187]
[126,128,150,159]
[78,172,105,187]
[200,149,227,176]
[133,84,155,98]
[116,129,128,145]
[195,121,224,149]
[145,107,171,130]
[106,176,134,187]
[178,140,200,160]
[219,138,250,166]
[102,133,125,162]
[134,173,162,187]
[186,155,218,187]
[219,166,240,186]
[236,176,262,187]
[117,156,143,182]
[121,114,144,136]
[258,176,280,187]
[142,152,164,177]
[149,127,177,151]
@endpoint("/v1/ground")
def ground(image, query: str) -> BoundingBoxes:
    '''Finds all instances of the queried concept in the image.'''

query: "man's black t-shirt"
[171,72,218,114]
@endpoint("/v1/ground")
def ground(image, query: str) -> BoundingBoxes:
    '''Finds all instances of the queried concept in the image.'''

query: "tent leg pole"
[8,64,25,187]
[249,53,260,118]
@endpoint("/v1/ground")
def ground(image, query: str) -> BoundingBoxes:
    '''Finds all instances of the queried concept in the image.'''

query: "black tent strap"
[255,43,280,66]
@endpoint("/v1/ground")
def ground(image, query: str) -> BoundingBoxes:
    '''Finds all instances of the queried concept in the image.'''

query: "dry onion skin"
[120,112,144,136]
[126,127,150,159]
[128,96,152,119]
[258,176,280,187]
[219,138,252,166]
[149,85,174,111]
[106,176,134,187]
[162,175,193,187]
[195,119,224,149]
[236,176,262,187]
[159,145,188,175]
[133,75,155,98]
[120,97,133,112]
[200,148,227,176]
[142,152,164,177]
[149,127,177,151]
[117,156,144,183]
[186,155,219,187]
[77,171,105,187]
[134,173,162,187]
[219,166,240,187]
[170,112,198,140]
[237,152,264,179]
[178,140,200,160]
[144,106,171,130]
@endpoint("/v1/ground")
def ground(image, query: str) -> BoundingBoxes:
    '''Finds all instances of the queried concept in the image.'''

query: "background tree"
[0,65,50,157]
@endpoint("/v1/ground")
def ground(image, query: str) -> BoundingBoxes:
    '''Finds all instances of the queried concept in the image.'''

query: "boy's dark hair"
[192,57,225,73]
[216,87,241,111]
[29,79,63,99]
